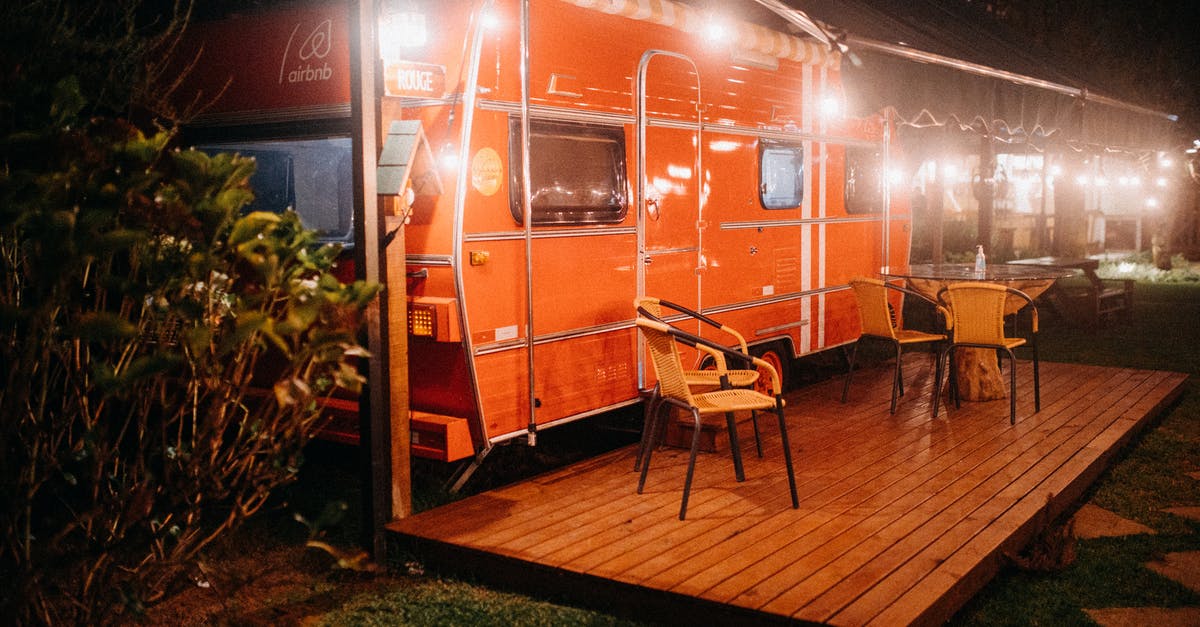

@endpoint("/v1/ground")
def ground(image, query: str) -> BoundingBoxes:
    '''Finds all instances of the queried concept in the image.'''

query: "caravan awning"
[790,0,1178,156]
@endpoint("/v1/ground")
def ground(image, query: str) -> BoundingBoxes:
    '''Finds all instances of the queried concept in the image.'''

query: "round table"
[881,263,1076,401]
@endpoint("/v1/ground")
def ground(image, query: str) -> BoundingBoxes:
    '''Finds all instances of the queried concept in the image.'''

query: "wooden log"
[954,347,1007,401]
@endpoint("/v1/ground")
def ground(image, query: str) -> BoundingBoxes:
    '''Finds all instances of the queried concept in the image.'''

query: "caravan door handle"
[645,196,660,220]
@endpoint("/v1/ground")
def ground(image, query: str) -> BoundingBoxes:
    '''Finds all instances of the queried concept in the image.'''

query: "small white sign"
[495,325,519,342]
[763,285,775,296]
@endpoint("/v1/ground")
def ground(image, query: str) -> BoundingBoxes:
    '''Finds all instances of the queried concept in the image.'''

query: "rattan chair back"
[850,277,899,339]
[943,282,1009,345]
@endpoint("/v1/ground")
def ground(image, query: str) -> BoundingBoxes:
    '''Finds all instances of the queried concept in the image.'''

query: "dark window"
[509,119,628,225]
[759,140,804,209]
[845,145,883,214]
[196,137,354,244]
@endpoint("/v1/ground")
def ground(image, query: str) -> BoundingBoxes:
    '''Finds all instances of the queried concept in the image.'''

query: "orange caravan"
[175,0,911,477]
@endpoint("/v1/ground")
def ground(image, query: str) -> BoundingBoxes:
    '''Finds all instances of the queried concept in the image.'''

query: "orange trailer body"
[174,0,911,466]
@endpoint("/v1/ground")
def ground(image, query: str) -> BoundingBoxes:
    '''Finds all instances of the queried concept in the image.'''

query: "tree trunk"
[930,171,945,264]
[955,347,1008,401]
[1052,152,1088,257]
[975,136,995,253]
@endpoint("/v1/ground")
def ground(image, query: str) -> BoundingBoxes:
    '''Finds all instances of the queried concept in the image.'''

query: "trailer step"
[411,412,474,462]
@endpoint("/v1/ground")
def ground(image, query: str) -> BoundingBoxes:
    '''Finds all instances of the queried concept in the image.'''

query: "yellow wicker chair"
[841,277,949,413]
[634,297,762,473]
[635,317,798,520]
[932,282,1040,425]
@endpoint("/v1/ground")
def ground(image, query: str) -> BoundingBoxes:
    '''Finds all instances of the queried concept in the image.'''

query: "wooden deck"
[388,357,1188,626]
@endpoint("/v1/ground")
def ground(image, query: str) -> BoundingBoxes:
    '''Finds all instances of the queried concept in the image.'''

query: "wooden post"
[349,0,396,559]
[386,213,411,519]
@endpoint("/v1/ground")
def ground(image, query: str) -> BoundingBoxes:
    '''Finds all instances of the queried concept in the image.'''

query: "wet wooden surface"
[390,356,1187,625]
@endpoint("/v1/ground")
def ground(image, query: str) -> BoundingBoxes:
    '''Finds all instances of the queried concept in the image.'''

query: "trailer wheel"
[753,344,791,395]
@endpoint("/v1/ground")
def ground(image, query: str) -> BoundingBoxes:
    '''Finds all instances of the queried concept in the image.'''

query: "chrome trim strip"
[475,99,882,147]
[755,320,810,336]
[450,1,492,442]
[520,0,537,440]
[646,117,702,131]
[477,99,635,127]
[474,320,635,355]
[384,95,462,108]
[189,104,352,127]
[706,121,879,147]
[487,430,529,445]
[464,226,637,241]
[700,285,845,316]
[483,397,643,445]
[646,246,699,256]
[720,216,882,230]
[474,337,528,356]
[405,254,453,266]
[534,320,633,344]
[533,398,644,431]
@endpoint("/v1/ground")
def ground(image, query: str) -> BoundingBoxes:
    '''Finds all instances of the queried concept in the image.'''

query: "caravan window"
[845,145,884,214]
[509,119,628,225]
[759,140,805,209]
[195,137,354,244]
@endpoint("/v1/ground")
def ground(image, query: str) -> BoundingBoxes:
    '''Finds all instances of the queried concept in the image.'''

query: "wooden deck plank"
[790,368,1153,624]
[658,362,1077,600]
[566,384,969,581]
[754,368,1122,614]
[862,369,1188,627]
[835,369,1179,626]
[387,360,1188,625]
[696,363,1096,607]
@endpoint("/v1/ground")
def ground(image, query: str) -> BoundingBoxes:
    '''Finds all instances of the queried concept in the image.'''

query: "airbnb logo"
[279,18,335,85]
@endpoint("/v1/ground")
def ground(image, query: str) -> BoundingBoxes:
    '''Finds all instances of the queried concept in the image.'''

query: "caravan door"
[637,51,703,322]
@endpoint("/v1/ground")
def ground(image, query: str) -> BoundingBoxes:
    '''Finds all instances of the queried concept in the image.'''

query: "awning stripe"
[559,0,837,67]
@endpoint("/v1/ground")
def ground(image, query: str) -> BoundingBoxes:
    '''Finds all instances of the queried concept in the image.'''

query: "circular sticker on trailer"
[471,147,503,196]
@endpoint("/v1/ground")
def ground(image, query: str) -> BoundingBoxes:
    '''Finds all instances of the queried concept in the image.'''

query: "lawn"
[145,280,1200,625]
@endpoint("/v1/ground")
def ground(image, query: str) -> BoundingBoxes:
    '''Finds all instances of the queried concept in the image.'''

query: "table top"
[1008,256,1099,271]
[882,263,1077,282]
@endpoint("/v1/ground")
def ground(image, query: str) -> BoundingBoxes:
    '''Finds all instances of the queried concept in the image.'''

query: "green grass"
[314,579,641,626]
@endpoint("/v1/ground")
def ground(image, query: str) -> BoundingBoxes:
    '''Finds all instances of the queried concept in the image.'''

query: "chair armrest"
[653,298,750,354]
[640,313,783,396]
[693,342,781,395]
[1003,286,1038,334]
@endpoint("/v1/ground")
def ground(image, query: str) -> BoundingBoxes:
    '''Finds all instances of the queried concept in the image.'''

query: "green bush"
[0,92,377,623]
[1096,252,1200,283]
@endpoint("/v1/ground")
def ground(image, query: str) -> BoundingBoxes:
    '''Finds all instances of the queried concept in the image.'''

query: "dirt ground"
[139,441,408,625]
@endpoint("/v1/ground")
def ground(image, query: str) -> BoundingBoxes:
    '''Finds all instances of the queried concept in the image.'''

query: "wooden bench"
[1009,257,1134,329]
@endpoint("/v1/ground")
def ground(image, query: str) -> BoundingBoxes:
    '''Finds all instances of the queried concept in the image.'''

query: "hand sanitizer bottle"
[974,245,986,275]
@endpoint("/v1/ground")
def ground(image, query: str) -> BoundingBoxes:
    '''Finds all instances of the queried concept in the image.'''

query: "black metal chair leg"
[931,343,945,417]
[949,348,961,409]
[750,410,763,458]
[1032,340,1041,412]
[637,399,667,493]
[932,348,947,419]
[634,386,661,472]
[775,397,799,509]
[841,341,859,403]
[1007,349,1017,425]
[679,408,704,520]
[890,342,902,413]
[725,411,745,482]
